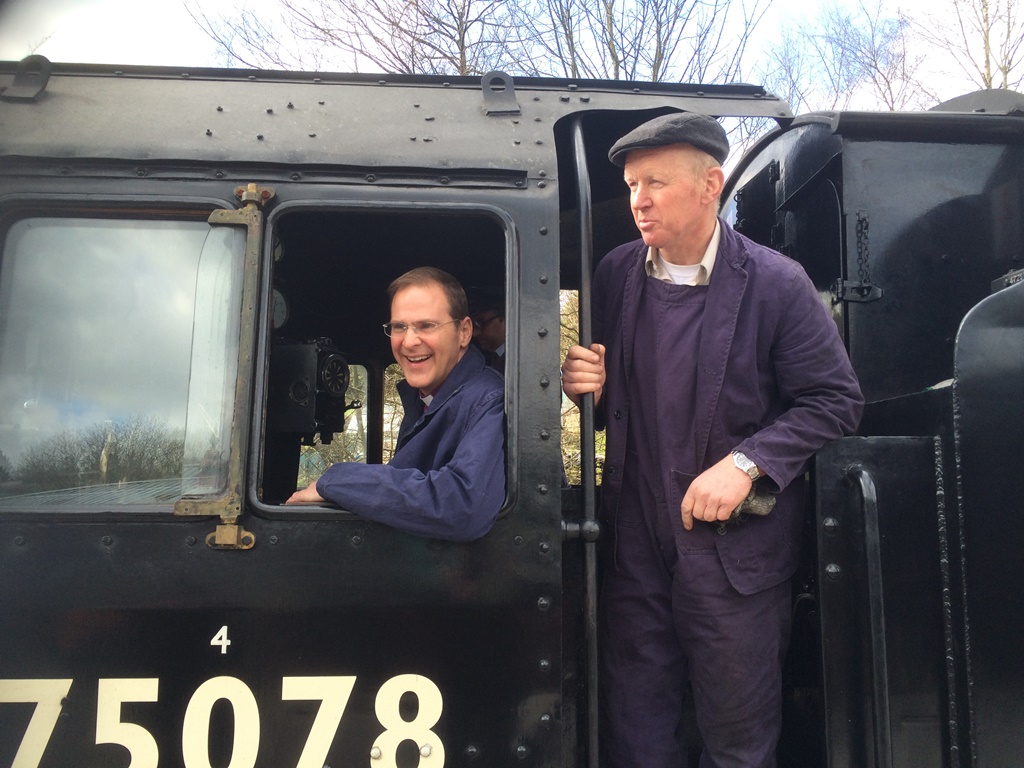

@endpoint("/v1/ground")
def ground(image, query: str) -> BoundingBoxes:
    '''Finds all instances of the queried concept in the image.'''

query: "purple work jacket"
[316,345,505,542]
[593,219,864,594]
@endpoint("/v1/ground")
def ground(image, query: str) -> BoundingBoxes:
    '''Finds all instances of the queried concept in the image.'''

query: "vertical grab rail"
[572,117,600,768]
[847,463,893,768]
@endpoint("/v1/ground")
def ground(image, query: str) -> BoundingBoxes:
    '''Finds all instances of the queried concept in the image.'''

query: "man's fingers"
[680,493,694,531]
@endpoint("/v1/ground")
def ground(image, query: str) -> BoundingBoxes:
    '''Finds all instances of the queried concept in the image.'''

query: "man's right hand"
[561,343,607,407]
[286,481,325,505]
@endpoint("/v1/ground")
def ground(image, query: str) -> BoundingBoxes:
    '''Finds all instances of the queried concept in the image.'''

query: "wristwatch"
[731,450,761,481]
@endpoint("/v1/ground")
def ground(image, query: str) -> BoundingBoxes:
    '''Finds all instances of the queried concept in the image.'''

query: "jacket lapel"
[619,243,647,387]
[693,222,748,467]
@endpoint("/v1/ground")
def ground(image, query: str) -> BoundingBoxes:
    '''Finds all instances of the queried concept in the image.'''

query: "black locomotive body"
[0,56,1021,767]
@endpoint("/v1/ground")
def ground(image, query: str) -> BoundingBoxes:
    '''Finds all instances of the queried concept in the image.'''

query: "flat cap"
[608,112,729,167]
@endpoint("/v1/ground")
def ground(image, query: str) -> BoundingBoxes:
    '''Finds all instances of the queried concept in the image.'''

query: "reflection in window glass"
[0,218,245,509]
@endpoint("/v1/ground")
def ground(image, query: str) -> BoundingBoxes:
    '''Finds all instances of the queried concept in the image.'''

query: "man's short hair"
[388,267,469,320]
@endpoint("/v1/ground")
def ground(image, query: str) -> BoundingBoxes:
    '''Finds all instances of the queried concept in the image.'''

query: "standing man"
[561,113,863,767]
[288,267,505,542]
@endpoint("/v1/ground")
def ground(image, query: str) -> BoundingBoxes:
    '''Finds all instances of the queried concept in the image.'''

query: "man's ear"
[457,316,474,348]
[703,166,725,204]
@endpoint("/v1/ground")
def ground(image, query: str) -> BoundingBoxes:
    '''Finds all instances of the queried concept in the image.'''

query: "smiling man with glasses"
[286,267,505,542]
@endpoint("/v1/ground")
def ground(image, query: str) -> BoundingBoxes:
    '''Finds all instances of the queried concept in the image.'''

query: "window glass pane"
[0,218,245,509]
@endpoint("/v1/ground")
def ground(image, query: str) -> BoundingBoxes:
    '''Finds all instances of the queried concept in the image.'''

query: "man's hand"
[680,455,754,530]
[561,343,607,407]
[285,481,325,505]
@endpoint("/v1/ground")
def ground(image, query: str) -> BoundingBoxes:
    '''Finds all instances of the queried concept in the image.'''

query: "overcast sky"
[0,0,226,65]
[0,0,945,68]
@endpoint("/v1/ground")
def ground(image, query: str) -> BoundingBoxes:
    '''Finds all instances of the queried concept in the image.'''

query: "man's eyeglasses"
[383,319,460,337]
[472,313,503,330]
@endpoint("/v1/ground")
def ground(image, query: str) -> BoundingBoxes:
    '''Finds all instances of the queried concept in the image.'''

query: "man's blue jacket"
[316,345,506,541]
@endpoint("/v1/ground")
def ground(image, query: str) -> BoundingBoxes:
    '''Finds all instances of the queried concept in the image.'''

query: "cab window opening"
[259,208,508,509]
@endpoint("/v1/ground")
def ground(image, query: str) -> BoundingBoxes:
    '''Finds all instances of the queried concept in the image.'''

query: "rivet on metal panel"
[269,535,279,545]
[581,96,591,102]
[440,177,450,185]
[517,745,529,759]
[535,140,543,145]
[351,535,363,548]
[186,536,197,546]
[538,181,547,188]
[287,102,294,108]
[425,116,435,121]
[560,95,570,102]
[308,133,316,138]
[538,484,549,494]
[514,536,524,546]
[60,167,70,175]
[464,744,480,759]
[539,227,548,235]
[256,134,264,140]
[539,541,550,554]
[370,746,382,759]
[539,430,551,440]
[533,96,540,101]
[14,536,25,546]
[538,328,548,337]
[539,659,551,672]
[514,140,521,146]
[825,563,842,581]
[291,172,301,180]
[102,536,113,546]
[366,174,377,183]
[697,90,705,96]
[216,105,223,111]
[136,168,147,177]
[535,116,542,122]
[823,517,839,534]
[540,713,552,725]
[206,129,212,136]
[540,376,550,388]
[266,107,273,114]
[419,744,432,757]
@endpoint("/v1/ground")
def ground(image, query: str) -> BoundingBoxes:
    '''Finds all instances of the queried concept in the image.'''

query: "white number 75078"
[0,674,444,768]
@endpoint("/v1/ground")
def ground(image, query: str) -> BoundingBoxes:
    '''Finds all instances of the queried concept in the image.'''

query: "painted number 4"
[210,626,231,655]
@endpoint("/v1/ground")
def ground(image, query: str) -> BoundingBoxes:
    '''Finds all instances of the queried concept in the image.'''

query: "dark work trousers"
[598,462,792,768]
[598,276,793,767]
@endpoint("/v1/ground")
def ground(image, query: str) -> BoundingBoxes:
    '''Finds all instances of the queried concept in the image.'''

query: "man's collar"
[645,219,721,285]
